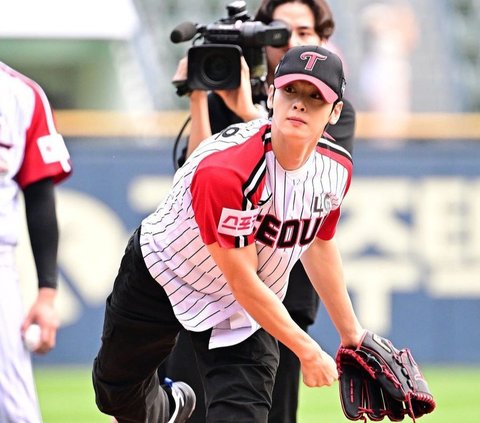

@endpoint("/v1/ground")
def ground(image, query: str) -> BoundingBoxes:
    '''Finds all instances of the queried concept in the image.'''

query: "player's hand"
[214,57,262,122]
[21,288,59,354]
[300,344,339,388]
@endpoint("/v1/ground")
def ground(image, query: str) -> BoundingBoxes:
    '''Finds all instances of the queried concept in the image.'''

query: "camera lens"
[202,53,234,86]
[188,45,241,90]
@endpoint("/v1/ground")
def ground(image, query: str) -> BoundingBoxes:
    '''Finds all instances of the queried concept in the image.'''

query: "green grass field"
[35,365,480,422]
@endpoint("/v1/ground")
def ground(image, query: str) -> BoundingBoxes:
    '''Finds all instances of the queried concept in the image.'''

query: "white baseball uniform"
[140,118,352,349]
[0,62,71,423]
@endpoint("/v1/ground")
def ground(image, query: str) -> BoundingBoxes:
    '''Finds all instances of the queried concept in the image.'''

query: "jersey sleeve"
[16,81,72,189]
[316,207,341,240]
[316,170,352,240]
[315,139,353,241]
[191,165,258,249]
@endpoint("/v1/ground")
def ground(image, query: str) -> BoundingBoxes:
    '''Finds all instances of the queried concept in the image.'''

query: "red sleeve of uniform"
[315,143,353,241]
[191,129,267,248]
[16,80,71,188]
[191,164,255,248]
[316,175,352,240]
[317,208,341,240]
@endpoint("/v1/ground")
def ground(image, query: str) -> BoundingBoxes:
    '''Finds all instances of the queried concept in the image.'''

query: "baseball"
[24,324,41,352]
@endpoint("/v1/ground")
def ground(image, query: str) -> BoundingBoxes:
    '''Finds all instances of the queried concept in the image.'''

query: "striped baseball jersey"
[0,62,71,246]
[140,118,352,348]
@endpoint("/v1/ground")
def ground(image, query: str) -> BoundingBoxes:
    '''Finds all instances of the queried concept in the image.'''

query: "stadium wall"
[17,112,479,366]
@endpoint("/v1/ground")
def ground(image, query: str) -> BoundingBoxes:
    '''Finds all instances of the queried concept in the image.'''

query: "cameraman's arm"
[173,57,213,158]
[215,57,266,122]
[186,90,211,157]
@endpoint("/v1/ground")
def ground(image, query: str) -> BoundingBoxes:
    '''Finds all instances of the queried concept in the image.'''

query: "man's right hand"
[300,343,339,388]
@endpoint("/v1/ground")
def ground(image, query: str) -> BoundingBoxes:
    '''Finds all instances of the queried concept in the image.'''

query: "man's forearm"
[302,238,363,346]
[24,178,59,289]
[207,242,318,361]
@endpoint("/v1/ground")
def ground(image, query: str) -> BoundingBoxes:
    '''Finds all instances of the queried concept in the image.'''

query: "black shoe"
[165,378,196,423]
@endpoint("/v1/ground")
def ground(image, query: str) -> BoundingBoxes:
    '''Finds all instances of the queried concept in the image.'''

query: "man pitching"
[93,45,365,422]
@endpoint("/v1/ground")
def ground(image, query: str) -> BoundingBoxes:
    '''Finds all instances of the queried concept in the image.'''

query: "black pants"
[159,321,308,423]
[268,314,310,423]
[92,228,279,422]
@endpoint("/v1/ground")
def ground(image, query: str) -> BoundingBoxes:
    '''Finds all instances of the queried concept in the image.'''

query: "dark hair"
[254,0,335,40]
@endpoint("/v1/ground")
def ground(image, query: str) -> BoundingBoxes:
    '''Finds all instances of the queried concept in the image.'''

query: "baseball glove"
[335,331,436,422]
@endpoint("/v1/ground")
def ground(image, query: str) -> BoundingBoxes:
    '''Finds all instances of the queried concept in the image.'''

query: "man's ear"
[267,85,275,110]
[328,101,343,125]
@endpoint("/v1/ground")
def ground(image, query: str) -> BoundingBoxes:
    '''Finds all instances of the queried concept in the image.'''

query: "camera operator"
[161,2,356,422]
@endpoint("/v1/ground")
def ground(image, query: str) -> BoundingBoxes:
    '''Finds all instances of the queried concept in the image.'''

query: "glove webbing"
[339,349,420,422]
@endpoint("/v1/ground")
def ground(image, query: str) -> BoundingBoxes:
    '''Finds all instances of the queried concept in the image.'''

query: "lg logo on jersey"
[313,195,332,214]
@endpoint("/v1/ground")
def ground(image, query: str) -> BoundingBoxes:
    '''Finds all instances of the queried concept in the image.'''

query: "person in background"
[93,44,364,423]
[0,61,72,422]
[358,0,418,139]
[161,1,356,422]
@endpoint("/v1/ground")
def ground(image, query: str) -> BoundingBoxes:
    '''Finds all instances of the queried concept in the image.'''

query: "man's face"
[265,2,322,78]
[268,80,342,145]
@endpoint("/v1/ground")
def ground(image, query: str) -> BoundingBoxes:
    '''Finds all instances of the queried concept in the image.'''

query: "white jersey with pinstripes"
[140,118,352,348]
[1,62,71,423]
[0,62,71,247]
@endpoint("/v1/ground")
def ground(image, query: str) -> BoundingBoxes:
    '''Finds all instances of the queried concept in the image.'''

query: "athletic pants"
[159,315,306,423]
[0,247,42,423]
[92,228,279,422]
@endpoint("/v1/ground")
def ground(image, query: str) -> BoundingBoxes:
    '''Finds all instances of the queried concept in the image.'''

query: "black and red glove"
[336,331,436,422]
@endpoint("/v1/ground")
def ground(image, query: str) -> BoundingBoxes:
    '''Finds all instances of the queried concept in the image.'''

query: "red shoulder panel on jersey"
[191,126,269,249]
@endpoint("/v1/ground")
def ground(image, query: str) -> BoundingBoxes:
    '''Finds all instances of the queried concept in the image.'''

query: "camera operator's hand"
[172,56,188,83]
[171,56,210,157]
[172,56,194,97]
[215,57,266,122]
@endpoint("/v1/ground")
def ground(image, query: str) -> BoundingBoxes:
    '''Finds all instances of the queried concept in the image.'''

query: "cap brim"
[274,74,338,103]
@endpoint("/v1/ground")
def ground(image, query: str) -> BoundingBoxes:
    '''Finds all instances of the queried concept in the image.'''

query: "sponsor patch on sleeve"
[218,207,260,237]
[37,133,70,164]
